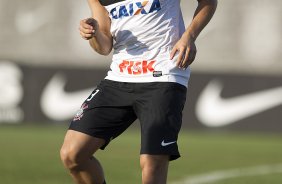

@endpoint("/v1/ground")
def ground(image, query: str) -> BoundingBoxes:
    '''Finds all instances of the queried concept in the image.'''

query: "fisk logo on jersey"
[119,60,155,75]
[110,0,161,19]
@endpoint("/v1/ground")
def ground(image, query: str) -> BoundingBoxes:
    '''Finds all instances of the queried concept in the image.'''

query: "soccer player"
[60,0,217,183]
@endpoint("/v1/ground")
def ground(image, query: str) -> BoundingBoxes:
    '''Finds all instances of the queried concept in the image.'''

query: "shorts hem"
[140,151,181,161]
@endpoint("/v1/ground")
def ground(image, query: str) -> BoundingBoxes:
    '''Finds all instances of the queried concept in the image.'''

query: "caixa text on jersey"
[110,0,161,19]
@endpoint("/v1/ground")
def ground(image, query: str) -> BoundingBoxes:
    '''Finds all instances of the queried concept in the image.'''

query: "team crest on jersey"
[73,103,88,121]
[110,0,161,19]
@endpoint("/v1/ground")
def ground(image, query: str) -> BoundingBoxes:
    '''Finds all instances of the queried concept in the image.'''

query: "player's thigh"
[61,130,105,161]
[140,154,169,168]
[136,82,187,160]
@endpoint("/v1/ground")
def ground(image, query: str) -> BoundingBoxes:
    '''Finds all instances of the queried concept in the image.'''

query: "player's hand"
[79,18,99,40]
[170,33,197,69]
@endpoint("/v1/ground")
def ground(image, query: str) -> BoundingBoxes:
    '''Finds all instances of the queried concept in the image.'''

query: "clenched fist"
[79,18,99,40]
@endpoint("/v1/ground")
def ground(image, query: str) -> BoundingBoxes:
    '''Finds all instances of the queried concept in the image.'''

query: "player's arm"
[79,0,113,55]
[171,0,218,68]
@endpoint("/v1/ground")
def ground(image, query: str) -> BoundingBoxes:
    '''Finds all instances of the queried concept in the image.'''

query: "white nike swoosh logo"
[40,73,94,121]
[196,80,282,127]
[161,140,176,147]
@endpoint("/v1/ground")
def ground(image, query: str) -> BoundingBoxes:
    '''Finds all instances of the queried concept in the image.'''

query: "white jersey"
[103,0,190,87]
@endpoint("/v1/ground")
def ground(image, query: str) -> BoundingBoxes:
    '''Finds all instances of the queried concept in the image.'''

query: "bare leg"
[60,130,106,184]
[140,154,169,184]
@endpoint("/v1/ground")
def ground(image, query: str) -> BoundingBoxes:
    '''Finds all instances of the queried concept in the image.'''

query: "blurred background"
[0,0,282,183]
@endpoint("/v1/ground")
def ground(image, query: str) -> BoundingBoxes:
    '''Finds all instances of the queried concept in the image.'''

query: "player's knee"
[60,146,84,170]
[140,155,169,174]
[141,162,165,175]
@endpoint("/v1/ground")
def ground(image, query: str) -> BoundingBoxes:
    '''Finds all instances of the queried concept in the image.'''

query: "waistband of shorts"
[100,79,187,92]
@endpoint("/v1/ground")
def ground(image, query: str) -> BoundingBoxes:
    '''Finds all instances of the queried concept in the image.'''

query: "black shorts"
[69,79,187,161]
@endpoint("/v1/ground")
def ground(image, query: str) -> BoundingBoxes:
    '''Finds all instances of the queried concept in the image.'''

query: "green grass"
[0,125,282,184]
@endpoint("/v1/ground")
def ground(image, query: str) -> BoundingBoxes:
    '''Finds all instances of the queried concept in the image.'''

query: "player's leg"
[134,82,187,184]
[60,81,137,184]
[60,130,106,184]
[140,154,169,184]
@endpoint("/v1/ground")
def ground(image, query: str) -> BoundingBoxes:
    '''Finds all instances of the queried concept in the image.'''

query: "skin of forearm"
[89,30,112,55]
[88,0,113,55]
[184,0,218,41]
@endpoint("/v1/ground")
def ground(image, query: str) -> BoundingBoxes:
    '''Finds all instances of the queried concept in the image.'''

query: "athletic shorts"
[69,79,187,161]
